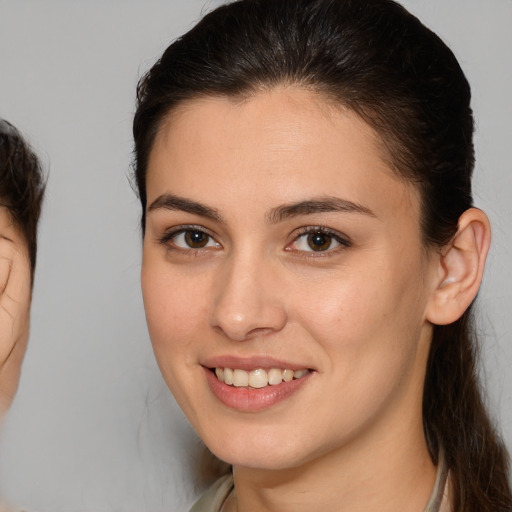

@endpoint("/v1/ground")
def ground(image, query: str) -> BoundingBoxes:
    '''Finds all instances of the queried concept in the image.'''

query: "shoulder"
[189,474,234,512]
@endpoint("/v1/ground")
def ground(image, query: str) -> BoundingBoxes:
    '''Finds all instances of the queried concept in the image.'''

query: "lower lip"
[204,367,312,412]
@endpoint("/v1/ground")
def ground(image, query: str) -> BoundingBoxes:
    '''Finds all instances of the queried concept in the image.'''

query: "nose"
[210,252,287,341]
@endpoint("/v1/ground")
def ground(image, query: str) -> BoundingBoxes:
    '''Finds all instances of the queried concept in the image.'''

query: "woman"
[0,119,44,417]
[132,0,511,510]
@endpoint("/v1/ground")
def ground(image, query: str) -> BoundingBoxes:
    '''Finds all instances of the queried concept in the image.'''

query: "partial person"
[0,119,44,417]
[132,1,512,510]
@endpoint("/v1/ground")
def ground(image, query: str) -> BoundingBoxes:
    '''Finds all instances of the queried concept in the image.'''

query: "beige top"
[189,458,451,512]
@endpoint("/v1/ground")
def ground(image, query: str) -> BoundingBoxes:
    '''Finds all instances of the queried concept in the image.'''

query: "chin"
[201,425,313,471]
[213,449,301,472]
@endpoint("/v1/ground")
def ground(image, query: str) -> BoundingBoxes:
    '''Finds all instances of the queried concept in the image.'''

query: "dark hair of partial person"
[0,119,45,280]
[132,0,512,510]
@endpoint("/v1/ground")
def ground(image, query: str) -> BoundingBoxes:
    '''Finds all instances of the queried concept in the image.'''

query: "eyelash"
[157,225,351,256]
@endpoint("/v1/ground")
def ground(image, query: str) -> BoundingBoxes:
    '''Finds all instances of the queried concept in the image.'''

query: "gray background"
[0,1,510,510]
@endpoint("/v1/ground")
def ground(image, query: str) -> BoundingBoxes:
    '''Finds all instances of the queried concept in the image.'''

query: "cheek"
[289,256,429,370]
[141,257,212,419]
[289,264,429,435]
[141,258,210,357]
[289,266,387,339]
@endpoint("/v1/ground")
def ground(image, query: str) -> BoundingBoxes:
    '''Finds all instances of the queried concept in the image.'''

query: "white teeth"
[268,368,283,386]
[214,367,310,388]
[233,369,249,387]
[249,369,268,388]
[282,369,294,382]
[224,368,234,385]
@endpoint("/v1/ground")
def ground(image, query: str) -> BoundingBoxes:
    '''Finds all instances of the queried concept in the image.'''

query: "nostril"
[245,326,278,339]
[212,324,280,342]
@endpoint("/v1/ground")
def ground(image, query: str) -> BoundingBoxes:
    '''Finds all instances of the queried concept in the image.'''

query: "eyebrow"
[266,197,376,223]
[148,193,224,222]
[147,193,375,224]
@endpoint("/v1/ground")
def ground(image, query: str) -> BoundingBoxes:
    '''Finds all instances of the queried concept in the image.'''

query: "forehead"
[146,87,420,220]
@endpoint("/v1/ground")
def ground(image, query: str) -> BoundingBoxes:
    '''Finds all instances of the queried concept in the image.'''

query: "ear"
[426,208,491,326]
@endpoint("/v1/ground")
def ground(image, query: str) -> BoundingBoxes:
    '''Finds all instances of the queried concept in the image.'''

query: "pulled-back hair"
[133,1,512,509]
[0,119,45,279]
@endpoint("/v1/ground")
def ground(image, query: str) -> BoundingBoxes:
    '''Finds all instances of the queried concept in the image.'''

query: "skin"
[0,207,31,417]
[141,87,487,512]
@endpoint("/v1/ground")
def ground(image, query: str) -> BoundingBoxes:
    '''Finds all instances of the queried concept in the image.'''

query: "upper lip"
[202,355,313,372]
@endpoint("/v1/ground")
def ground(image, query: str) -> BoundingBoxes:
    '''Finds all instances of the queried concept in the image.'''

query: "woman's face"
[141,88,439,470]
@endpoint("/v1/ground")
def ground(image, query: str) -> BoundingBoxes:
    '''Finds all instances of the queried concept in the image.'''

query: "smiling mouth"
[213,367,310,389]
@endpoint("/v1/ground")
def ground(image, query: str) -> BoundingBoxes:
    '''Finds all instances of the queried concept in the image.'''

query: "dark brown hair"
[132,1,512,509]
[0,119,45,279]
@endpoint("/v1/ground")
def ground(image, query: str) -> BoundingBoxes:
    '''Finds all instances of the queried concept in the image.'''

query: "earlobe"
[426,208,491,326]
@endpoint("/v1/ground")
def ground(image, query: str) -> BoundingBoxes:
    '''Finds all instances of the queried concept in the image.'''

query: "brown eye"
[184,230,210,248]
[307,232,332,251]
[165,228,219,250]
[292,229,348,254]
